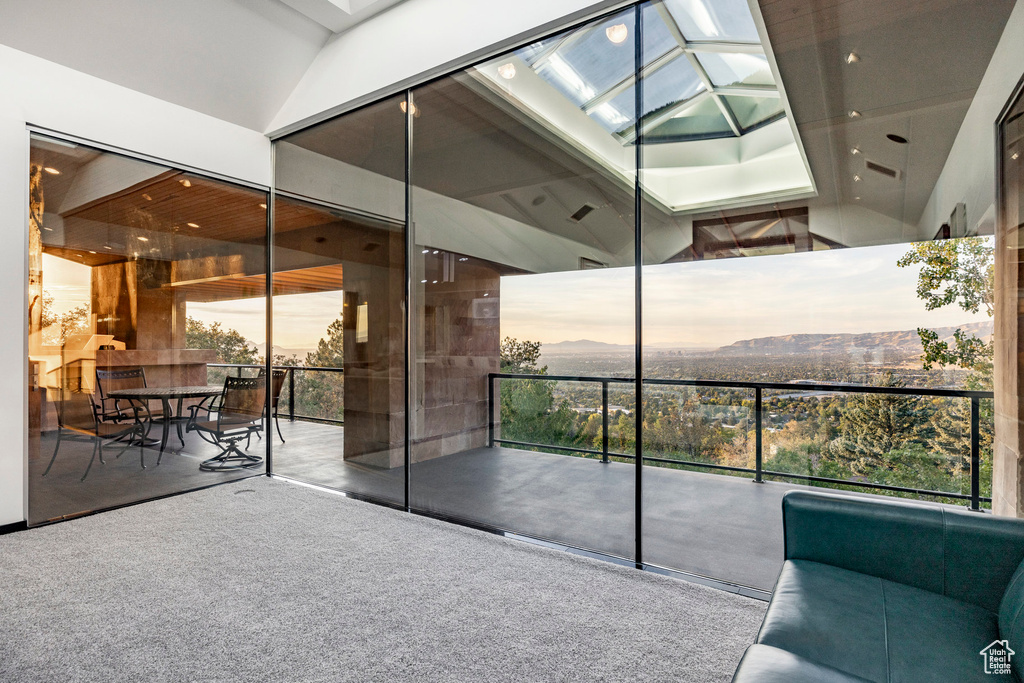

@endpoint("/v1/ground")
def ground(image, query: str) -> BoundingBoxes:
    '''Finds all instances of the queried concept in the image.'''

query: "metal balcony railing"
[208,363,344,426]
[487,373,993,511]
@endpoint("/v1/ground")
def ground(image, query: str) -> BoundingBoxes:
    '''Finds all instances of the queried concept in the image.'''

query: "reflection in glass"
[721,94,784,130]
[272,95,407,506]
[27,134,267,524]
[409,8,637,559]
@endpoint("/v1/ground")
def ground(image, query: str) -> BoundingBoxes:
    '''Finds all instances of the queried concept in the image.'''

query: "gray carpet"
[0,478,765,682]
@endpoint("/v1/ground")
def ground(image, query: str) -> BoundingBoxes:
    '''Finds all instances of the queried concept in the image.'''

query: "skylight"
[516,0,784,144]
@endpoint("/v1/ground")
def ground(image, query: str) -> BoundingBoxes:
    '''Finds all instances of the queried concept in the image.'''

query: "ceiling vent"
[569,204,597,222]
[865,160,901,181]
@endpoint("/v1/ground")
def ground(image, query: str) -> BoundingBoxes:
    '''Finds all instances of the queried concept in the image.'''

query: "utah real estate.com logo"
[981,640,1015,675]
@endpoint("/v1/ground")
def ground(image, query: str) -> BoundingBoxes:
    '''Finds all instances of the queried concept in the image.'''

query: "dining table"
[106,385,223,453]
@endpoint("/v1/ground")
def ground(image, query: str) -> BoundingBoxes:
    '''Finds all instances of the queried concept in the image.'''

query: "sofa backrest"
[999,561,1024,668]
[783,492,1024,614]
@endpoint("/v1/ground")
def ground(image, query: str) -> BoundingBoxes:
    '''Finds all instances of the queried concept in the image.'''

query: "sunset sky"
[44,240,993,353]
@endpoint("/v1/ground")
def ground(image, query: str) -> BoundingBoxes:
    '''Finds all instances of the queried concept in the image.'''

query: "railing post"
[488,374,495,449]
[288,368,296,421]
[236,366,243,378]
[602,380,610,464]
[971,396,980,511]
[754,386,763,483]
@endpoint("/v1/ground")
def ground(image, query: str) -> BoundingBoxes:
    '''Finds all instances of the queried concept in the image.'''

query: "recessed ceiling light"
[89,250,96,254]
[497,63,517,80]
[137,236,149,242]
[886,133,909,144]
[848,110,861,118]
[850,147,861,155]
[422,249,429,254]
[845,52,860,64]
[421,279,427,284]
[142,193,152,201]
[432,280,438,284]
[853,174,861,182]
[1012,152,1020,160]
[484,293,489,297]
[459,257,468,262]
[104,245,112,250]
[432,250,439,254]
[187,222,199,228]
[43,167,61,175]
[606,24,628,44]
[399,101,419,116]
[259,203,267,209]
[43,227,52,231]
[76,254,83,258]
[854,196,861,200]
[179,179,192,187]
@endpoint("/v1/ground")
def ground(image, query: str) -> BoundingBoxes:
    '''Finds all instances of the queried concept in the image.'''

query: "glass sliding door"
[407,8,638,558]
[27,133,268,524]
[272,96,407,506]
[639,0,1008,590]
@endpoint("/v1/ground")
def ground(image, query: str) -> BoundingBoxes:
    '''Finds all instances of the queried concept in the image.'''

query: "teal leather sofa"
[732,491,1024,682]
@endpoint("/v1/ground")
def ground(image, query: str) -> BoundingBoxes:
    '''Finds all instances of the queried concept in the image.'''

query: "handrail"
[487,372,993,510]
[207,363,344,425]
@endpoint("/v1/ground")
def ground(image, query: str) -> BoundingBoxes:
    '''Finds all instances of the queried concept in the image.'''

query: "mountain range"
[541,321,993,356]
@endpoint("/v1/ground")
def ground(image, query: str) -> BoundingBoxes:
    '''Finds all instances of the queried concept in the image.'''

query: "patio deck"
[32,419,959,592]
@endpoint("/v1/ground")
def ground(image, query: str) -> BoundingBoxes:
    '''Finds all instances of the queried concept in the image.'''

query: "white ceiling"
[0,0,410,131]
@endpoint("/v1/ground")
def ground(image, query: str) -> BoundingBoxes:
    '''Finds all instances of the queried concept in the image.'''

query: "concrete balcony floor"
[32,419,961,592]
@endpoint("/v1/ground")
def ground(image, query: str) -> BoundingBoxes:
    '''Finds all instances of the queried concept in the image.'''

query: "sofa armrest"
[782,491,1024,611]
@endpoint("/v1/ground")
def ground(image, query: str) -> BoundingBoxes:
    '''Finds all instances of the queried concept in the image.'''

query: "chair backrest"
[256,368,288,406]
[220,376,266,425]
[96,367,147,398]
[56,388,98,432]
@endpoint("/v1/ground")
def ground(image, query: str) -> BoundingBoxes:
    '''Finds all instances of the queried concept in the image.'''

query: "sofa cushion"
[757,560,999,683]
[732,644,873,683]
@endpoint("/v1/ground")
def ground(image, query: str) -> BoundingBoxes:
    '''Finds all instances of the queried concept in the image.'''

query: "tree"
[40,291,90,346]
[185,317,259,365]
[829,371,929,474]
[500,337,544,374]
[897,238,994,383]
[305,314,343,368]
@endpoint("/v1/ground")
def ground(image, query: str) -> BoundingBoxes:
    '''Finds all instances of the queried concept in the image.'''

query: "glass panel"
[640,0,1010,591]
[663,0,760,43]
[272,95,406,506]
[722,94,784,130]
[605,55,704,135]
[28,134,267,524]
[697,52,774,87]
[530,10,637,107]
[645,95,733,141]
[409,7,637,559]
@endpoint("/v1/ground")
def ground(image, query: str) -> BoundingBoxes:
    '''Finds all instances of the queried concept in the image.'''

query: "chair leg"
[275,413,285,443]
[81,441,99,482]
[97,438,106,466]
[43,429,63,477]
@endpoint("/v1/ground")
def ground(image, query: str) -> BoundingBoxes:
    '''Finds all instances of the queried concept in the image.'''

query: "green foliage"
[500,337,545,374]
[305,315,343,368]
[186,317,259,365]
[498,337,582,451]
[897,238,994,380]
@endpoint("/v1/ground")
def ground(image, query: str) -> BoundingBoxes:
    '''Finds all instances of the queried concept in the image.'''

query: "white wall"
[917,1,1024,239]
[268,0,623,134]
[0,44,272,526]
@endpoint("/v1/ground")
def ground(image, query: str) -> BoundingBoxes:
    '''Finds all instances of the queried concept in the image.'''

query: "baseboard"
[0,520,28,536]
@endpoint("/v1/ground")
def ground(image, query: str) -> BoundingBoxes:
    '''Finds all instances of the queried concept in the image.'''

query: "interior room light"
[137,236,149,242]
[259,203,267,209]
[43,167,61,175]
[432,250,439,254]
[848,110,861,118]
[187,222,200,228]
[432,280,438,284]
[142,193,152,201]
[497,63,517,80]
[459,257,468,262]
[179,179,192,187]
[606,23,628,44]
[1013,152,1021,160]
[399,101,419,116]
[422,249,430,253]
[104,245,112,249]
[845,52,860,64]
[853,174,862,182]
[421,279,427,283]
[850,147,861,155]
[89,250,96,254]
